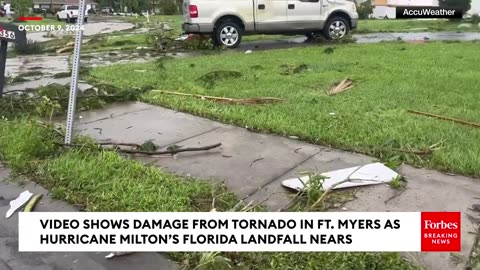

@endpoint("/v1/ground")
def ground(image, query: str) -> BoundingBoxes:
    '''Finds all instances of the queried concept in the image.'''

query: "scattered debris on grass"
[153,90,285,105]
[0,83,150,119]
[19,70,44,77]
[52,72,71,79]
[280,64,309,75]
[197,70,243,88]
[23,194,44,212]
[6,190,33,218]
[324,47,335,54]
[328,77,354,96]
[7,75,28,84]
[408,110,480,129]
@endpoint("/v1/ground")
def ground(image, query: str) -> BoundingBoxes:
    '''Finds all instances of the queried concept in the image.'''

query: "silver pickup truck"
[182,0,358,48]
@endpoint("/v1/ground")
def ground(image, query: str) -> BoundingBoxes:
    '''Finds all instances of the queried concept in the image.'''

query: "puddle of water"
[354,31,480,43]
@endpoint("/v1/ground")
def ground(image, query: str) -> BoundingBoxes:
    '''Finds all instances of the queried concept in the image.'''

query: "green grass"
[356,19,480,33]
[0,119,419,270]
[90,41,480,177]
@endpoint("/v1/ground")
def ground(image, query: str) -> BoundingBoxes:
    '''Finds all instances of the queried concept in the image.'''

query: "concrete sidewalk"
[75,101,479,270]
[0,163,178,270]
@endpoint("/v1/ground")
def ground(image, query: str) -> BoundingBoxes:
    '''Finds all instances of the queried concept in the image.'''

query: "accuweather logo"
[396,6,463,19]
[421,212,461,252]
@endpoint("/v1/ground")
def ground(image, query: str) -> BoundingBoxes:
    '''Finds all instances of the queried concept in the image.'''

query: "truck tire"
[84,17,87,23]
[323,16,350,40]
[214,20,243,49]
[57,15,60,21]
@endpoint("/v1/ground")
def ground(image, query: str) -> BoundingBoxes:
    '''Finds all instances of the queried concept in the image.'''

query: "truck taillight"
[189,5,198,18]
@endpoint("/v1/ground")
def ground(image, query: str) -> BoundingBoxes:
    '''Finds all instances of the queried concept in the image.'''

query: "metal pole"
[64,0,86,144]
[0,40,8,98]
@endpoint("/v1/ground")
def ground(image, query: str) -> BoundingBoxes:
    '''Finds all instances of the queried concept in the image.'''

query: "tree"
[355,0,373,19]
[438,0,471,15]
[12,0,33,18]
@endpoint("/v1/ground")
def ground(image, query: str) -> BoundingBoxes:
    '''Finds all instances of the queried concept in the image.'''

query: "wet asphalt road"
[238,31,480,51]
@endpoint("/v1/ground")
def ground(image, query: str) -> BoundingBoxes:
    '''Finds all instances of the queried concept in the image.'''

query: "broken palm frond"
[152,90,285,105]
[60,142,222,156]
[408,110,480,129]
[23,194,43,212]
[328,77,354,96]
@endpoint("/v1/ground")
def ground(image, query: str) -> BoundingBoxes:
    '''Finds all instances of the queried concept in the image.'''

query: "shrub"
[13,40,44,55]
[356,0,374,20]
[438,0,471,15]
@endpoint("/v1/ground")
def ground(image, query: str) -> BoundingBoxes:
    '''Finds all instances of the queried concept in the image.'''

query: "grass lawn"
[0,117,419,270]
[90,41,480,177]
[356,19,480,33]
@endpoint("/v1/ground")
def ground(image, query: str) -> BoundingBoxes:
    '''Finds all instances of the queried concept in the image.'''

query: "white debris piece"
[105,252,133,259]
[5,190,33,219]
[282,162,399,191]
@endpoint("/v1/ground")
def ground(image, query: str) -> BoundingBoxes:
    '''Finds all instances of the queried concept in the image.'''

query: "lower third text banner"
[18,212,461,252]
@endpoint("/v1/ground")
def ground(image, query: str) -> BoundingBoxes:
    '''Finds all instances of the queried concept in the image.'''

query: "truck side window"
[299,0,320,2]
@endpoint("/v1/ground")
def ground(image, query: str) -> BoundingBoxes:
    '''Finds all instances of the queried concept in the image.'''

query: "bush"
[13,40,44,55]
[438,0,471,15]
[356,0,374,19]
[471,13,480,24]
[159,1,177,15]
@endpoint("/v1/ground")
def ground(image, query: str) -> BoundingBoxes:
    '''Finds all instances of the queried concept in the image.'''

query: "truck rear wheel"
[214,20,243,49]
[323,16,350,40]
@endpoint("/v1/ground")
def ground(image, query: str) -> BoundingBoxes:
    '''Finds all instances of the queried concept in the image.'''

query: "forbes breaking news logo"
[396,6,463,19]
[421,212,461,252]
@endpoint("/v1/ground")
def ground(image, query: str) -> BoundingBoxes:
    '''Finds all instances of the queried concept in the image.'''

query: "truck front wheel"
[323,16,350,40]
[214,21,243,49]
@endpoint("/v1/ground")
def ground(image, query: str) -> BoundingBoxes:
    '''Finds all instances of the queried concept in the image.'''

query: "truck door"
[286,0,322,31]
[254,0,288,32]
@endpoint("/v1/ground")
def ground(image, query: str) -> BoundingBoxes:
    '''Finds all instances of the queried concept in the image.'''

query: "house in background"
[371,0,438,19]
[32,0,97,13]
[370,0,480,19]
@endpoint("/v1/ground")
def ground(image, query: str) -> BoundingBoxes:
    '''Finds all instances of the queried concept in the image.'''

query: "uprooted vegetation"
[146,22,216,52]
[0,83,151,120]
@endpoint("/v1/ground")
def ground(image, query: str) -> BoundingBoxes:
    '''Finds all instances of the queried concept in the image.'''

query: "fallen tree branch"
[60,142,222,156]
[152,90,285,105]
[118,143,221,155]
[97,142,143,148]
[408,110,480,129]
